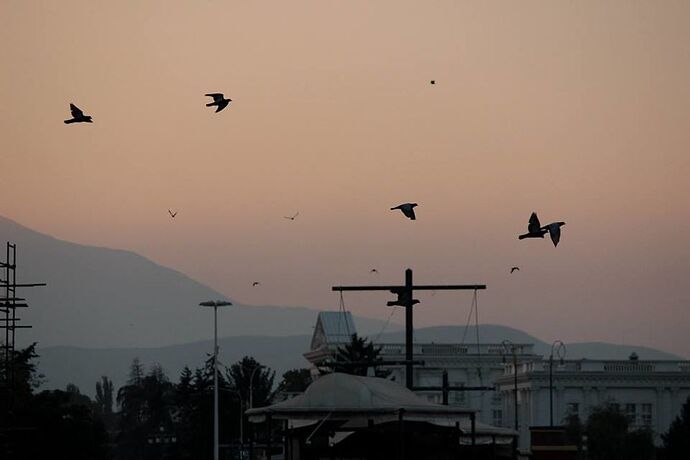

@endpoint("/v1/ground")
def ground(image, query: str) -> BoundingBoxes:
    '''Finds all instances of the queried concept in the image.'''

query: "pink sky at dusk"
[1,1,689,356]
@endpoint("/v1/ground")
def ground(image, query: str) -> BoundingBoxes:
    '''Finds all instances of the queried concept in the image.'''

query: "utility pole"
[332,268,486,390]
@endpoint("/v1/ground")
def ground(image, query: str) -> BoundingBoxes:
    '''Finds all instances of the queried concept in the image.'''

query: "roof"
[310,311,357,351]
[319,311,356,341]
[247,372,474,419]
[246,373,516,437]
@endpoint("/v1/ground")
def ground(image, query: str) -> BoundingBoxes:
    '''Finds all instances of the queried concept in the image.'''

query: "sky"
[1,1,689,356]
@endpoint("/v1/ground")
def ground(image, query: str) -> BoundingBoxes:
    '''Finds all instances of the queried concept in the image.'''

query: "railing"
[379,343,535,357]
[603,362,655,372]
[504,360,690,375]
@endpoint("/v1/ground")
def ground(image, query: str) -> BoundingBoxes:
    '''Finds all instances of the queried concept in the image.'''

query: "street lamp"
[249,364,265,409]
[199,300,232,460]
[501,340,519,431]
[549,340,566,427]
[218,361,265,449]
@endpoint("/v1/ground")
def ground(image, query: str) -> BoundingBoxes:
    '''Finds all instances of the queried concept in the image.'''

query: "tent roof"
[247,373,477,420]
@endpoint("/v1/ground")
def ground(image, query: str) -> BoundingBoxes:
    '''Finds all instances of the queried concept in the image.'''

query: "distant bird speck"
[391,203,418,220]
[168,209,177,218]
[205,93,231,113]
[370,269,378,274]
[252,281,261,287]
[430,80,436,85]
[64,103,93,124]
[510,267,520,274]
[284,212,299,221]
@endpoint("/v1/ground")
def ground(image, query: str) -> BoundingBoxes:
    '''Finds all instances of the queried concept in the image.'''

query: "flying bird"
[370,269,378,274]
[64,103,93,124]
[510,267,520,274]
[430,80,436,85]
[168,209,177,218]
[284,212,299,221]
[545,221,566,247]
[252,281,261,287]
[205,93,231,113]
[518,212,548,240]
[391,203,418,220]
[518,212,566,247]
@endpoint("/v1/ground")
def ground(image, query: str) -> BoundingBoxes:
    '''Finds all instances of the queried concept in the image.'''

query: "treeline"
[1,343,311,460]
[3,337,690,460]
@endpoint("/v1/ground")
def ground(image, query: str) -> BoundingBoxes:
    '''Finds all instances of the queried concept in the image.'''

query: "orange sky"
[1,1,689,356]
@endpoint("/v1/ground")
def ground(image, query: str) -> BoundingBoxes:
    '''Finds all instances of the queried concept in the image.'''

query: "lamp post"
[501,340,520,431]
[249,364,265,409]
[549,340,566,427]
[199,300,232,460]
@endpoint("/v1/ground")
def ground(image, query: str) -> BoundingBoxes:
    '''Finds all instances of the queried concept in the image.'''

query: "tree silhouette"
[95,375,114,417]
[660,396,690,459]
[2,345,108,459]
[585,403,655,460]
[277,368,312,394]
[325,333,387,377]
[115,361,175,460]
[226,356,275,408]
[0,342,43,404]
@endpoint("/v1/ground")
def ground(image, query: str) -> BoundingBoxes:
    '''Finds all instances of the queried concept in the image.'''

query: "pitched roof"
[310,311,357,350]
[247,372,472,418]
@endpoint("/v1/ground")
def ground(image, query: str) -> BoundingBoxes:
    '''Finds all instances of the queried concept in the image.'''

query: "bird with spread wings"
[205,93,231,113]
[64,103,93,124]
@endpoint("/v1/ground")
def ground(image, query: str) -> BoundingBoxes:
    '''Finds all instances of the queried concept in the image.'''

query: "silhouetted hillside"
[0,215,397,348]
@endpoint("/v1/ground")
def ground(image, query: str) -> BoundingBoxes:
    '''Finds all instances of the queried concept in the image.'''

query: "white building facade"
[495,356,690,450]
[304,312,690,452]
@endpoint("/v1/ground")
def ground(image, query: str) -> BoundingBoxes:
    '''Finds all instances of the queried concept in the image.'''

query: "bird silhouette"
[284,212,299,221]
[545,222,566,247]
[391,203,418,220]
[64,103,93,124]
[252,281,261,287]
[370,269,378,274]
[510,267,520,273]
[430,80,436,85]
[518,212,548,240]
[168,209,177,218]
[205,93,231,113]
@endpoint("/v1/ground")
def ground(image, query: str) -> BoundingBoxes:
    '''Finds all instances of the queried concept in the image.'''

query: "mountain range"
[36,323,681,398]
[0,214,682,397]
[0,214,396,348]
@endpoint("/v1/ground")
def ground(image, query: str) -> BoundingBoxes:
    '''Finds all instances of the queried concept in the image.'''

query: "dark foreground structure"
[247,373,516,459]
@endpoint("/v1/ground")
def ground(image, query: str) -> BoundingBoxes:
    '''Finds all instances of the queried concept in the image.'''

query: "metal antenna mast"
[1,242,46,458]
[332,268,486,390]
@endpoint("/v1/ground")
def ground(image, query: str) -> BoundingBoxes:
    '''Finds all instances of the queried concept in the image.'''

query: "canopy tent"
[247,373,475,419]
[246,373,516,439]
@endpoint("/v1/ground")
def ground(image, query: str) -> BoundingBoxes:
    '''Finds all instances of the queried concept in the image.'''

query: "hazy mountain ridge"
[0,215,397,348]
[4,215,682,397]
[37,335,313,398]
[37,325,681,398]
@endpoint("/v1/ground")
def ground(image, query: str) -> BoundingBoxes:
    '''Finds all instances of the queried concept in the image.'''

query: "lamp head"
[199,300,233,307]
